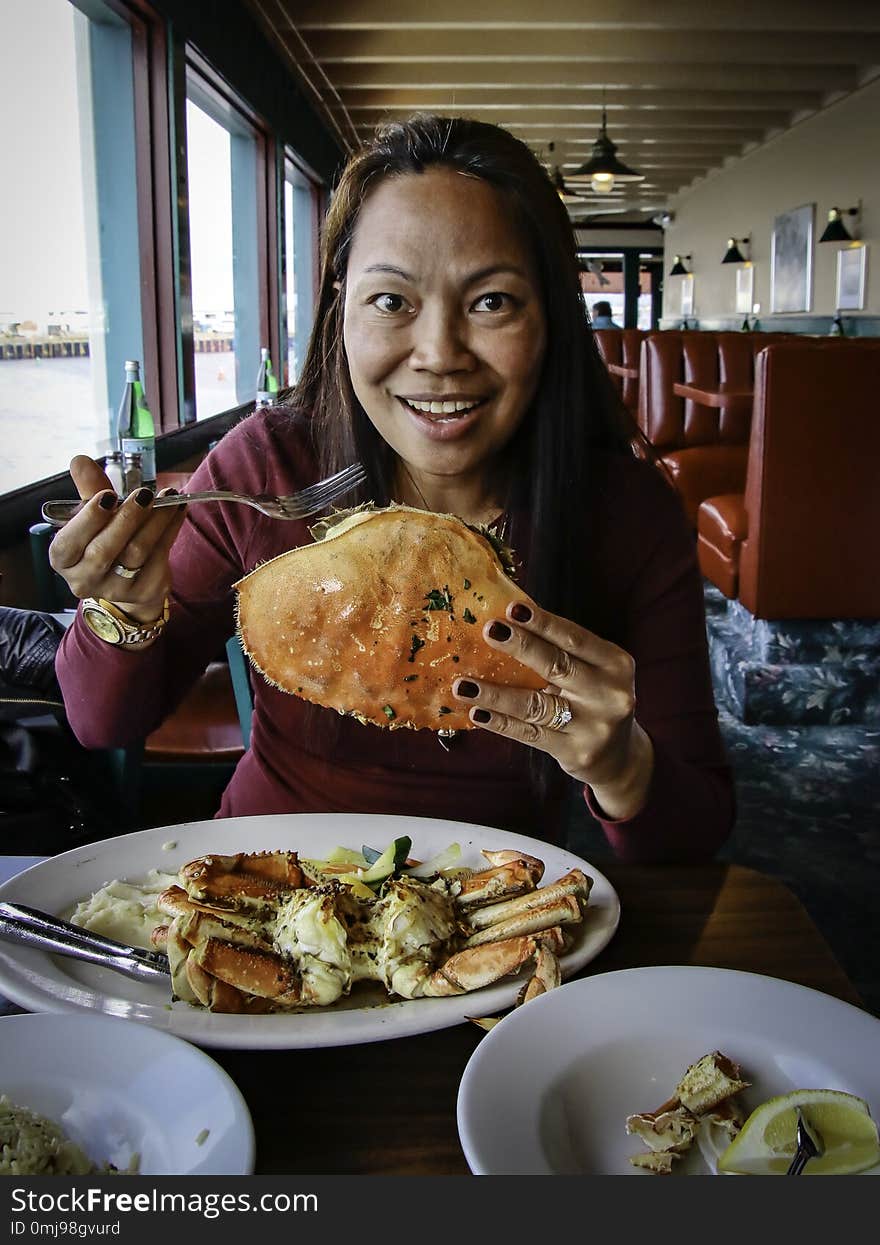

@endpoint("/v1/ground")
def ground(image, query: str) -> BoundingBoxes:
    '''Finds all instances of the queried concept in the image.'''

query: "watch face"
[83,604,124,644]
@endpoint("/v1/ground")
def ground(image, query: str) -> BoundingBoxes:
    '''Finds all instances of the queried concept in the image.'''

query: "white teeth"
[403,398,480,415]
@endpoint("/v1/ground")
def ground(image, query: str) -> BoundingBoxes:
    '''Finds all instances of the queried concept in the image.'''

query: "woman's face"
[342,167,547,490]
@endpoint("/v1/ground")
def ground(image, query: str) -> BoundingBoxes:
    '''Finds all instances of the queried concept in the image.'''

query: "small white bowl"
[1,1012,254,1175]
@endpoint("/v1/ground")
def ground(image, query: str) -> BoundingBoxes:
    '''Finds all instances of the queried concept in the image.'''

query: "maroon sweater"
[57,409,734,862]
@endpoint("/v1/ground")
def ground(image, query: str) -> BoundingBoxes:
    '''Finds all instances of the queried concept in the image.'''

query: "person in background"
[590,300,620,328]
[49,114,734,863]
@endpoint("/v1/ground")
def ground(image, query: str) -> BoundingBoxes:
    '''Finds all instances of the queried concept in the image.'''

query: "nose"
[408,303,476,374]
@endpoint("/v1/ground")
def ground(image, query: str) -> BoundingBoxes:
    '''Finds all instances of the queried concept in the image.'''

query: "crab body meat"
[156,848,591,1014]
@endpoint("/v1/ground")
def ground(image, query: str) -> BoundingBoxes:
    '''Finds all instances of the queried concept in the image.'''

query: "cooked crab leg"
[416,926,565,997]
[179,851,303,911]
[157,884,260,925]
[453,851,545,907]
[517,940,562,1004]
[462,893,583,948]
[464,868,591,930]
[191,938,312,1006]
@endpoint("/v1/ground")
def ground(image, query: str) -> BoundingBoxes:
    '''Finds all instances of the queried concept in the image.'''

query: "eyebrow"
[359,262,530,285]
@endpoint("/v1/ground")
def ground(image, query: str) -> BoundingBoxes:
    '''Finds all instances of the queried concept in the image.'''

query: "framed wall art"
[680,272,694,317]
[835,244,867,311]
[735,264,755,314]
[771,203,814,312]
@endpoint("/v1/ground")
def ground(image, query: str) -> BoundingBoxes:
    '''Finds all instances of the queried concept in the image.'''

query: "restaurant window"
[0,0,144,494]
[185,72,262,420]
[283,156,319,386]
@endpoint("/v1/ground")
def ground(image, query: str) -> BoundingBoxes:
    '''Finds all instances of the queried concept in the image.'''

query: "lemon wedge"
[718,1089,880,1175]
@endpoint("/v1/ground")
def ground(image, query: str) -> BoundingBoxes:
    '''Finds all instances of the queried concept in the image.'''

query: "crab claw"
[454,851,545,908]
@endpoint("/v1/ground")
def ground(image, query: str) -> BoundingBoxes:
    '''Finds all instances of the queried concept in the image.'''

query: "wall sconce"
[721,236,750,264]
[669,254,691,276]
[819,205,861,243]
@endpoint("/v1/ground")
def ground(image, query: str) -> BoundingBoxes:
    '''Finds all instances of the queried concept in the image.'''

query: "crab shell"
[233,504,545,730]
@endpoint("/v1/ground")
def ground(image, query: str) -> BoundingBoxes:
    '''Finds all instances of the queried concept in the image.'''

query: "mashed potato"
[0,1096,97,1176]
[69,869,177,949]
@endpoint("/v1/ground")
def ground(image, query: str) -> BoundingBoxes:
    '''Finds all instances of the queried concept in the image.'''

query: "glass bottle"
[116,360,156,485]
[256,346,278,408]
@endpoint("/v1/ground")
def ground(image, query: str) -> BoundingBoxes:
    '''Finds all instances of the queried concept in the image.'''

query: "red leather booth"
[636,331,774,525]
[697,340,880,620]
[593,328,646,418]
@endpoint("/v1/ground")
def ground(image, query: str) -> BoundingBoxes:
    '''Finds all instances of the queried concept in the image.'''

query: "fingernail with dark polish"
[472,709,491,724]
[454,680,479,699]
[161,487,179,496]
[488,621,511,642]
[99,492,118,510]
[509,602,532,623]
[135,488,154,508]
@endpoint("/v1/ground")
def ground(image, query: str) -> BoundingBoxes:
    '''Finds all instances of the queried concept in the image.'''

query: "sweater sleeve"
[582,460,735,862]
[55,414,281,750]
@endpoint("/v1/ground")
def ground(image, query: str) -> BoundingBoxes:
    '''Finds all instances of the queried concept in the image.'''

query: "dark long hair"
[286,114,646,799]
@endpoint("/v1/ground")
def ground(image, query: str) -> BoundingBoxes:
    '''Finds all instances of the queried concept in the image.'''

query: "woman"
[51,115,734,862]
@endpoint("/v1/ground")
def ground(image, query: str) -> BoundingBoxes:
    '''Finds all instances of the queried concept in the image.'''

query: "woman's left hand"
[452,600,654,820]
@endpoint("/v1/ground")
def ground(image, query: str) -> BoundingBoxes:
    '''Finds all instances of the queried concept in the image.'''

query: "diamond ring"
[113,563,143,579]
[546,695,573,732]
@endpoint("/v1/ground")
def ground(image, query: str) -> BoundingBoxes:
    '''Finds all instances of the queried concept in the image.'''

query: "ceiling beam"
[322,61,859,93]
[348,107,789,129]
[286,0,880,31]
[337,87,824,112]
[300,29,880,64]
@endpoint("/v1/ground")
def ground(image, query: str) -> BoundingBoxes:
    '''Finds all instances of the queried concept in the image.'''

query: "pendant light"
[568,94,645,195]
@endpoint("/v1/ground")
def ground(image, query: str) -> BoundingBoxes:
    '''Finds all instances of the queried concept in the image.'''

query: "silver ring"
[113,563,142,579]
[545,695,573,732]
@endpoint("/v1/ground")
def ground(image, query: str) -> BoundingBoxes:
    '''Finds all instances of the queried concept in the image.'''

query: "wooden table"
[673,381,753,412]
[213,862,863,1175]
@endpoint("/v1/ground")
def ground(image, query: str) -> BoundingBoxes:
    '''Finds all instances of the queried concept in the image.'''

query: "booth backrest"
[593,328,647,417]
[738,340,880,619]
[637,331,785,450]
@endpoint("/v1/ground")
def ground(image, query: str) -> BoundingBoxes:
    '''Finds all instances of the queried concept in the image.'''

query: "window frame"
[0,0,338,550]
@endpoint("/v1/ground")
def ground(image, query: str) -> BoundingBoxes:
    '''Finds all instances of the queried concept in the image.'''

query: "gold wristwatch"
[81,597,170,646]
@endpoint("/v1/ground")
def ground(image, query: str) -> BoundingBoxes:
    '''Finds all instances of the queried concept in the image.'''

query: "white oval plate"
[457,966,880,1175]
[1,1012,254,1174]
[0,813,619,1050]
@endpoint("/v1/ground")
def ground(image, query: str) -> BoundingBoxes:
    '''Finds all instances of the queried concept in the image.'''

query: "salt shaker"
[123,451,143,494]
[102,451,125,496]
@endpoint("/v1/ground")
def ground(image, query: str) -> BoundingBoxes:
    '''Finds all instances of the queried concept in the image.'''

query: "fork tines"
[285,462,367,517]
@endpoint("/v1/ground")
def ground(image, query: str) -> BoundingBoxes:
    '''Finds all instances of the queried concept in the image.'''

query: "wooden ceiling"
[247,0,880,225]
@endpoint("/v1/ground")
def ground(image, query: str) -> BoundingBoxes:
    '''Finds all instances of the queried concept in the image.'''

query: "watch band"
[81,597,170,646]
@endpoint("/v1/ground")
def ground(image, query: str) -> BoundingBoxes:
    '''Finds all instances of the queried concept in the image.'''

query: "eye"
[369,292,410,315]
[472,291,516,313]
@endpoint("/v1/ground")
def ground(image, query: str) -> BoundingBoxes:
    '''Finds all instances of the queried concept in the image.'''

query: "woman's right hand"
[47,455,187,622]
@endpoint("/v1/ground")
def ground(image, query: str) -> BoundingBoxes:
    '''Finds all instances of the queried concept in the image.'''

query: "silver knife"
[0,901,170,983]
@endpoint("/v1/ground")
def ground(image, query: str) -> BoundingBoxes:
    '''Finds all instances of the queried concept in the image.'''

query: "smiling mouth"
[397,397,487,421]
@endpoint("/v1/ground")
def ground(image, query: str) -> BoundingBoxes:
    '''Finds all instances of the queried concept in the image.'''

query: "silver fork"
[786,1108,824,1175]
[41,461,367,527]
